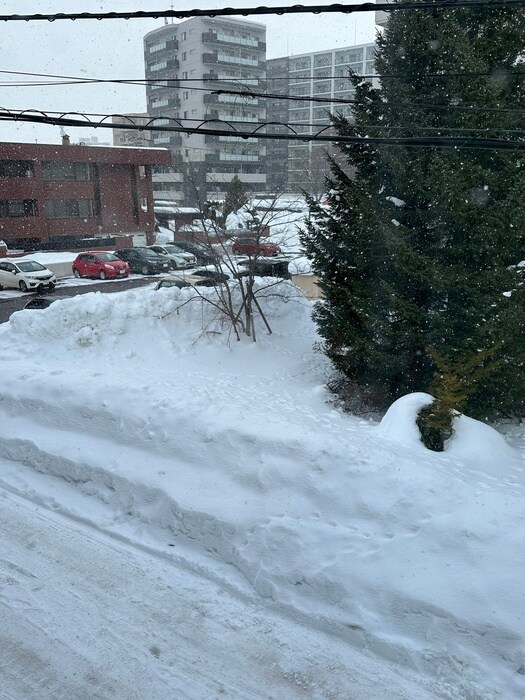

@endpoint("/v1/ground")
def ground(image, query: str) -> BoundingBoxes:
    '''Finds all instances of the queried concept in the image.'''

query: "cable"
[1,108,525,151]
[5,106,525,136]
[1,68,524,116]
[0,1,524,22]
[5,69,524,83]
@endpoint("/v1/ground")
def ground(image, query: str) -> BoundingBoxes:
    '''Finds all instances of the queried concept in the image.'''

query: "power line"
[4,106,525,136]
[1,108,525,151]
[5,69,523,84]
[0,1,524,22]
[1,68,524,116]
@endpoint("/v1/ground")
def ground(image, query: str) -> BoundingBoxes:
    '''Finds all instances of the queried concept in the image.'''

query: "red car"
[231,237,281,257]
[72,252,130,280]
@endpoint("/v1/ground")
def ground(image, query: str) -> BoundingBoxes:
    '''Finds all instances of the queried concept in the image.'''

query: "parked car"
[158,243,198,267]
[155,274,215,290]
[147,244,196,270]
[236,259,291,279]
[72,252,130,280]
[113,247,171,275]
[192,268,230,284]
[23,295,57,310]
[172,240,221,265]
[232,238,281,257]
[0,259,56,293]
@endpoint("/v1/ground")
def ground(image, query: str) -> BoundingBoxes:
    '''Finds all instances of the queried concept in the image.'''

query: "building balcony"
[202,52,217,64]
[202,31,264,50]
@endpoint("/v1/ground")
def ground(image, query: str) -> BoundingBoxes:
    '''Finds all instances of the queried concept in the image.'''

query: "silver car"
[148,244,197,269]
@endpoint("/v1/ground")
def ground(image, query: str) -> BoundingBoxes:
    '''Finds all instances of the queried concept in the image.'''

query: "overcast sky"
[0,0,376,144]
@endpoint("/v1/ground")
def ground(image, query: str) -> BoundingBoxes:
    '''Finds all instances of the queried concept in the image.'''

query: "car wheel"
[99,270,106,280]
[19,280,28,292]
[73,268,81,278]
[141,265,149,275]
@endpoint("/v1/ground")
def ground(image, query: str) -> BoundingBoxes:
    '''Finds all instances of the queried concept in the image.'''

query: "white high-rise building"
[266,43,376,195]
[144,17,267,206]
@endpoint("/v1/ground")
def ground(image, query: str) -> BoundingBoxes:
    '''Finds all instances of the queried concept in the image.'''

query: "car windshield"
[137,249,158,258]
[16,261,47,272]
[180,241,206,251]
[96,253,119,262]
[164,245,183,254]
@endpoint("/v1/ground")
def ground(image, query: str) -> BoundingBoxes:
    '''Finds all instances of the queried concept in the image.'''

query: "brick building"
[0,138,171,250]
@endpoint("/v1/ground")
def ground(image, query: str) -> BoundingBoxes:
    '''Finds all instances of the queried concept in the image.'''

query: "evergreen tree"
[302,1,525,418]
[222,175,248,220]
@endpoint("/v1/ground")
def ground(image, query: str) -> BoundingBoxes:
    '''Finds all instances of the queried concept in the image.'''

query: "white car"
[0,259,56,293]
[148,244,197,269]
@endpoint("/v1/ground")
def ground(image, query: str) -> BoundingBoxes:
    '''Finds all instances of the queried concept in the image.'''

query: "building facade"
[0,139,171,249]
[266,43,376,196]
[144,17,267,206]
[112,114,151,148]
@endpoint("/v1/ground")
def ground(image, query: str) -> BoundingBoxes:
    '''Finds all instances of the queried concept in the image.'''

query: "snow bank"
[1,282,525,698]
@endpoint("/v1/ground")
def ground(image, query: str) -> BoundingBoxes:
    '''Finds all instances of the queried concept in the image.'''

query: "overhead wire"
[0,108,524,151]
[1,69,524,116]
[0,1,524,22]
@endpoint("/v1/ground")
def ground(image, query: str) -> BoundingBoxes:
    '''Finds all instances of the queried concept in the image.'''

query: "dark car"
[232,238,281,257]
[172,240,221,265]
[23,296,57,310]
[155,274,215,290]
[192,268,230,284]
[236,259,291,279]
[113,247,171,275]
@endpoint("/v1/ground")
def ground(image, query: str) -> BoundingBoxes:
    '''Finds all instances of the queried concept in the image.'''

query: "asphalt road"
[0,276,155,324]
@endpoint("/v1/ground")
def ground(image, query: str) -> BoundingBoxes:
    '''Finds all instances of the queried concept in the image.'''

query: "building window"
[335,49,364,65]
[153,135,171,144]
[44,199,93,219]
[150,61,168,72]
[149,41,167,53]
[314,53,331,68]
[182,52,187,61]
[0,199,38,217]
[290,57,311,71]
[0,160,34,178]
[42,161,91,181]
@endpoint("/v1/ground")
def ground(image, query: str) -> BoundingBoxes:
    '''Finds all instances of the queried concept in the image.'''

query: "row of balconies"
[202,52,265,70]
[202,31,266,51]
[146,38,179,54]
[203,93,260,107]
[146,57,179,74]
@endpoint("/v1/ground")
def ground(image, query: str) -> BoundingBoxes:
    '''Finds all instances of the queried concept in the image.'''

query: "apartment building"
[144,17,267,206]
[266,43,376,196]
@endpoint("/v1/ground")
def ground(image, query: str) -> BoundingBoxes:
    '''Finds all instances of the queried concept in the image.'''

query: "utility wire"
[0,1,524,22]
[1,109,525,151]
[4,69,523,83]
[1,68,524,116]
[5,107,525,136]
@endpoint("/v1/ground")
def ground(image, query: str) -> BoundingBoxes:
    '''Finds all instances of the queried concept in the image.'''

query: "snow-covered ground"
[0,280,524,699]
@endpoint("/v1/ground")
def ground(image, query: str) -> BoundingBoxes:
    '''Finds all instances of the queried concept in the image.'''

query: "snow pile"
[1,284,524,698]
